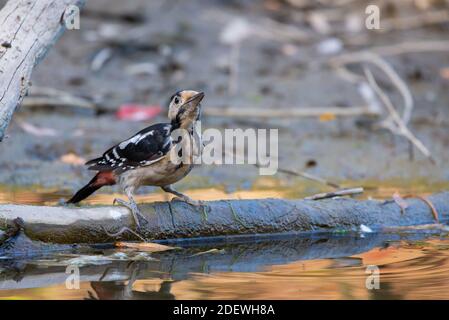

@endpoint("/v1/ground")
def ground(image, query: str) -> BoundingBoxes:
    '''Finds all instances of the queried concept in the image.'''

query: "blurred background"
[0,0,448,204]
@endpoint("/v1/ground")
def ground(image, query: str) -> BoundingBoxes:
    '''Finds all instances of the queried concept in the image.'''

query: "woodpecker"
[67,90,205,229]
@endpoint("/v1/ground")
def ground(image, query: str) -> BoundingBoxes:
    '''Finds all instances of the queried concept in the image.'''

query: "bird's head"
[168,90,204,128]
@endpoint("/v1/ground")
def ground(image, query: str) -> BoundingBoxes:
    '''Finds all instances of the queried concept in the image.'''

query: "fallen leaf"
[114,241,178,252]
[319,112,336,122]
[116,104,162,121]
[439,67,449,80]
[60,153,86,166]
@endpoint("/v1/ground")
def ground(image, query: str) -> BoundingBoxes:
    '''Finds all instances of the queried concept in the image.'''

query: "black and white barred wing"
[86,123,172,172]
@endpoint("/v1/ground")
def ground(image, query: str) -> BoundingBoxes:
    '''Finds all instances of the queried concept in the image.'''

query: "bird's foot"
[171,196,209,220]
[113,198,148,230]
[171,195,204,207]
[102,226,147,242]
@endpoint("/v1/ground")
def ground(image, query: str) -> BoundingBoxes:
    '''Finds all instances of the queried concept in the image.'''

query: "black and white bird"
[67,90,205,228]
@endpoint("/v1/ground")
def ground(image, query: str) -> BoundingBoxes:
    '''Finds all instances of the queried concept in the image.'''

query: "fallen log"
[0,192,448,244]
[0,0,86,141]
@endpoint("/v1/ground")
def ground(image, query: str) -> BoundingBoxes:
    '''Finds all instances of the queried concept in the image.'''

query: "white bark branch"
[0,0,86,141]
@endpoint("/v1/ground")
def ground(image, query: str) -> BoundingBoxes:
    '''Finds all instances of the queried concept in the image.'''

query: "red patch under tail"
[67,171,116,204]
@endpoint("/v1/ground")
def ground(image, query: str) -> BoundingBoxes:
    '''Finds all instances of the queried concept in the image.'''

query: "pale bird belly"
[119,157,193,190]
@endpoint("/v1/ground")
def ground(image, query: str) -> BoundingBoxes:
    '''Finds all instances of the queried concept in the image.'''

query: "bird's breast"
[119,157,194,189]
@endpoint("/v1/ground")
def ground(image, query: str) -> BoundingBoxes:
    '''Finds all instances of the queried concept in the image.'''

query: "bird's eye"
[174,97,180,104]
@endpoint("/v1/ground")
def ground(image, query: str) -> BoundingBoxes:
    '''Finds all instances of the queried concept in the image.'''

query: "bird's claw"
[171,196,203,207]
[171,196,208,221]
[113,198,148,230]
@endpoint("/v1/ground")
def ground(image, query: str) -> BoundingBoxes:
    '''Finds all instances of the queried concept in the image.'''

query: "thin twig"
[23,86,96,111]
[363,67,435,163]
[332,52,413,124]
[276,167,341,189]
[204,105,379,118]
[370,10,449,34]
[102,226,147,242]
[330,41,449,65]
[305,187,364,200]
[403,195,440,223]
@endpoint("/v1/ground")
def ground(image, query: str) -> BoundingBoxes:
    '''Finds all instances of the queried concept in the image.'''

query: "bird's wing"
[86,123,173,173]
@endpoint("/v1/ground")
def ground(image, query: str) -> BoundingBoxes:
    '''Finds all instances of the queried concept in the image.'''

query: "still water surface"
[1,185,449,300]
[2,232,449,299]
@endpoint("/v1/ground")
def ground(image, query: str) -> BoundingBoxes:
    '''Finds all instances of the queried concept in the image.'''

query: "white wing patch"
[137,130,154,142]
[139,156,165,167]
[112,148,120,158]
[119,135,140,149]
[118,130,154,150]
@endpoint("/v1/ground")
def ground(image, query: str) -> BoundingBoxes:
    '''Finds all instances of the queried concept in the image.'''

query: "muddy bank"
[0,192,447,244]
[0,0,449,190]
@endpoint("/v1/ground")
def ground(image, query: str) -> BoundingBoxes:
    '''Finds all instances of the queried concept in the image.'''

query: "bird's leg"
[113,188,147,229]
[162,185,202,206]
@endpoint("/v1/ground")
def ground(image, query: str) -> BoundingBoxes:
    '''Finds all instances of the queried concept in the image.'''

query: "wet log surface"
[0,192,448,244]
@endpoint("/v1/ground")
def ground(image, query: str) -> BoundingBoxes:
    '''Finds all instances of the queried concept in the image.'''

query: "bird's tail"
[67,171,115,204]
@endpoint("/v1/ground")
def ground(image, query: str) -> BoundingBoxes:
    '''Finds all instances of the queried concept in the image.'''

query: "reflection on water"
[2,232,449,299]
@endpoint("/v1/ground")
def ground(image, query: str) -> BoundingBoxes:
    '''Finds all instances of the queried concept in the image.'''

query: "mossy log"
[0,192,448,244]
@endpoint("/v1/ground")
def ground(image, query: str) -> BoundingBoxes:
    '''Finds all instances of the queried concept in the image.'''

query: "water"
[1,185,449,299]
[1,232,449,299]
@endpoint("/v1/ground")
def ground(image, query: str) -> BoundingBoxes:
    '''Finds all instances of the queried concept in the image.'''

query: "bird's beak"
[183,92,205,107]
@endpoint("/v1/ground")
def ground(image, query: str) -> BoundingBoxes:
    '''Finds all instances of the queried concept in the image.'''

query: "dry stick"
[363,67,436,164]
[344,11,449,45]
[330,40,449,65]
[315,0,358,6]
[331,52,414,125]
[23,86,96,110]
[204,105,379,118]
[22,96,95,111]
[403,195,440,223]
[304,187,364,201]
[102,226,147,242]
[255,17,313,43]
[370,10,449,34]
[275,167,341,189]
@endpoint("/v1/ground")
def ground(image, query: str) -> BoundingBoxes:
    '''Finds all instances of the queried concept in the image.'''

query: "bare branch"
[304,187,364,201]
[363,67,435,163]
[0,0,86,141]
